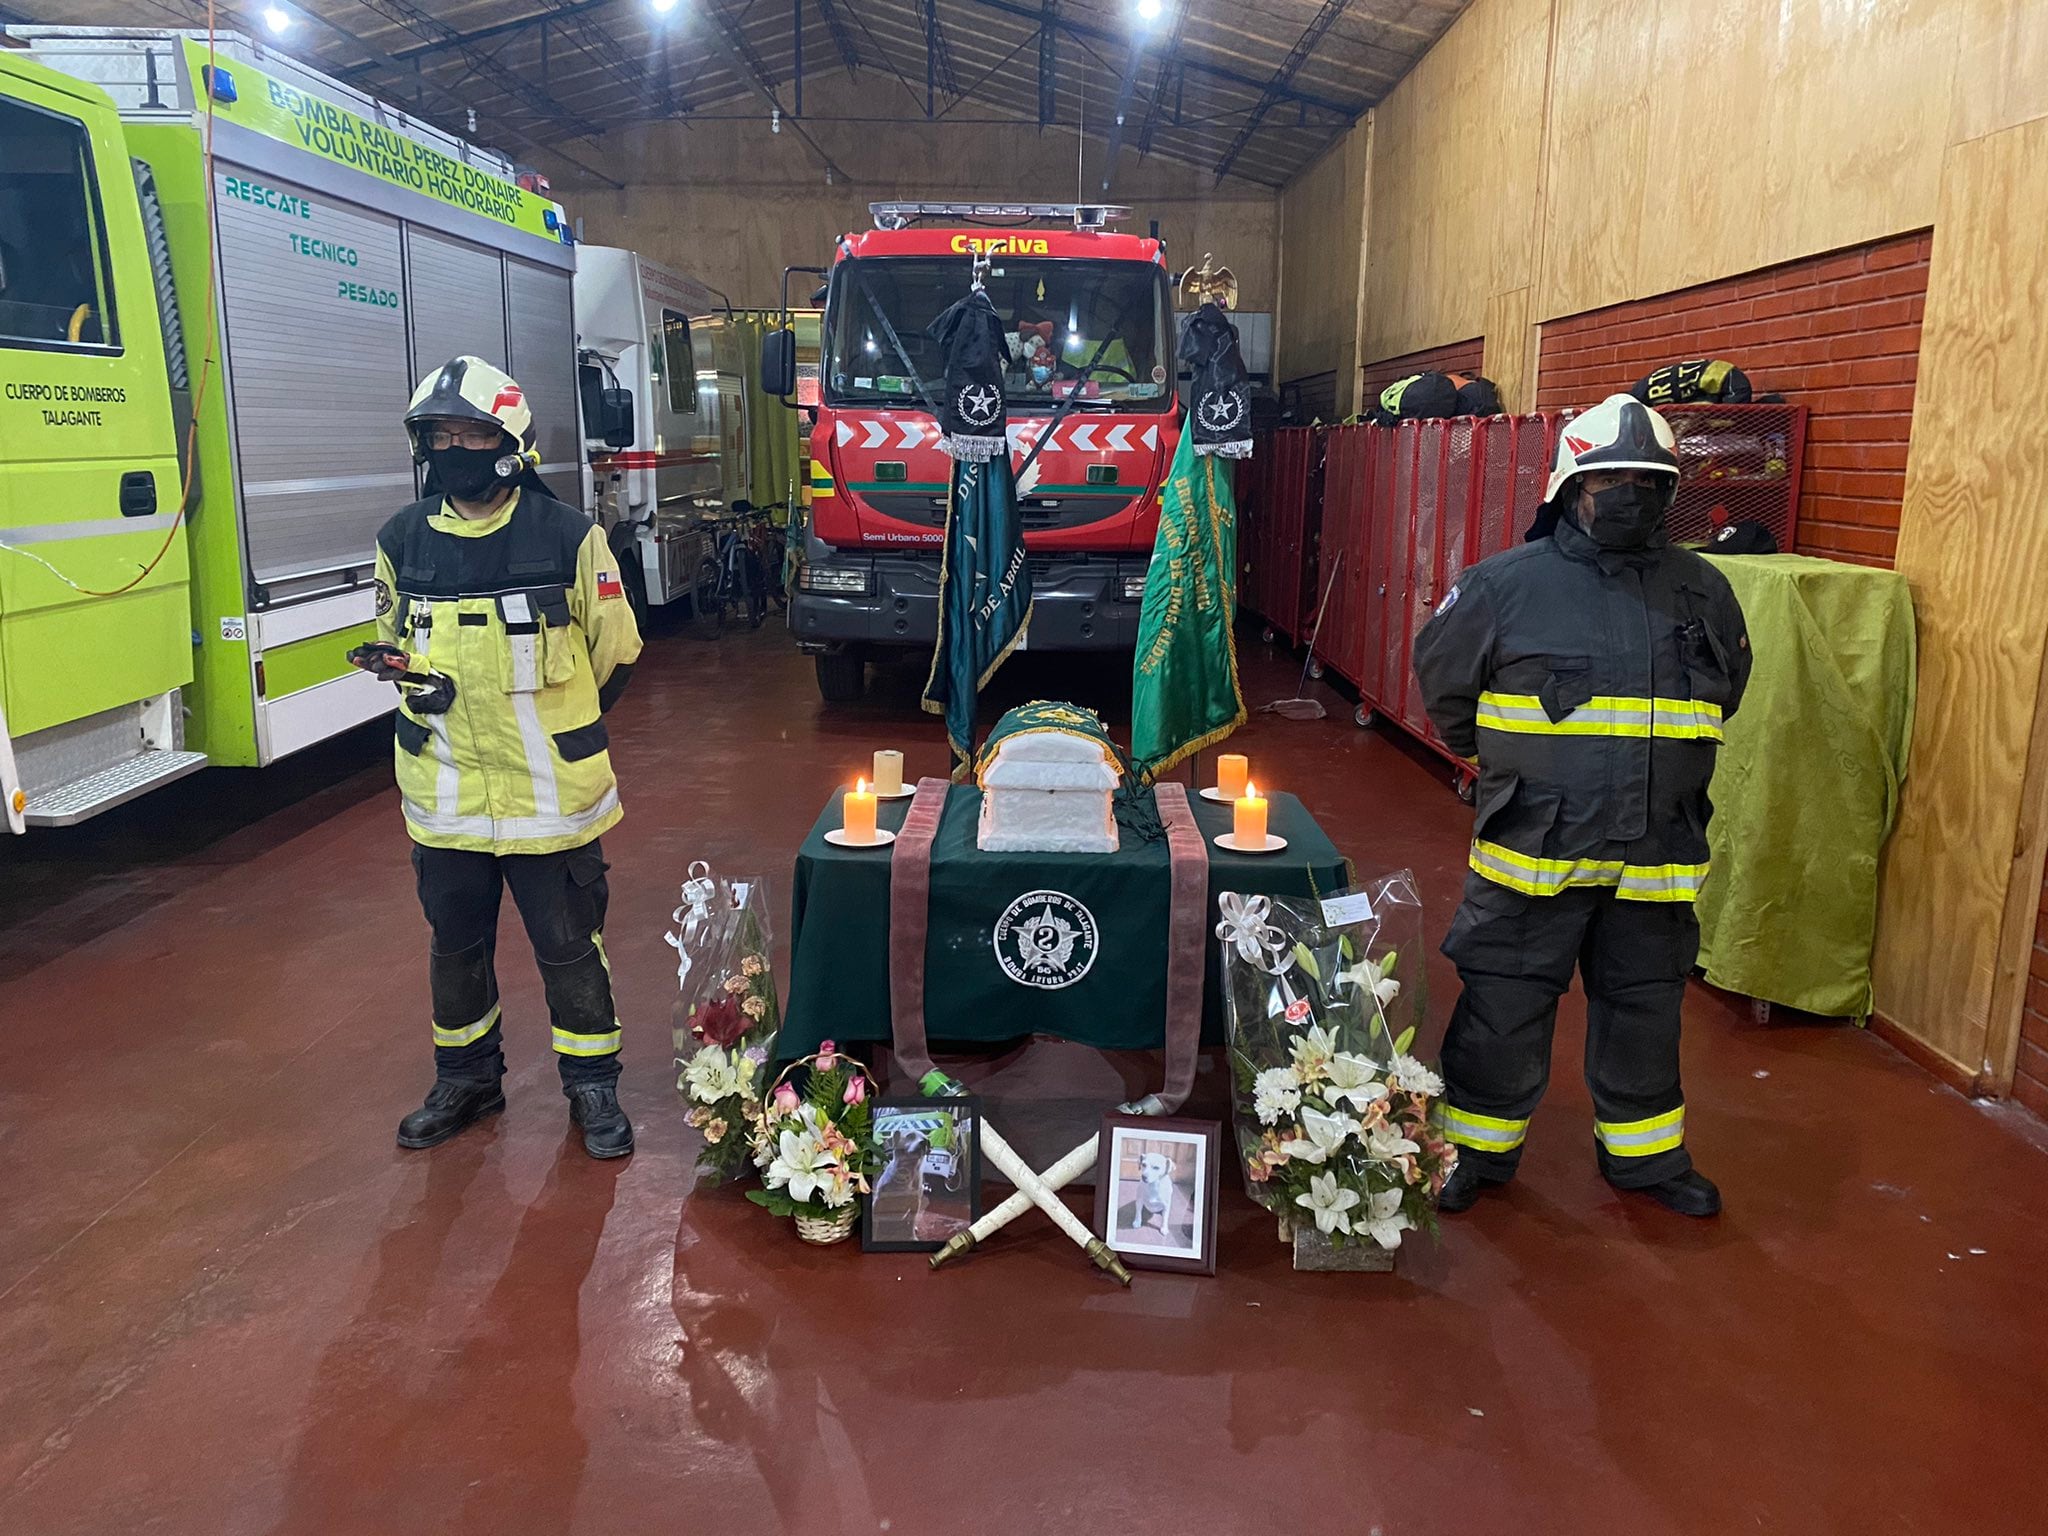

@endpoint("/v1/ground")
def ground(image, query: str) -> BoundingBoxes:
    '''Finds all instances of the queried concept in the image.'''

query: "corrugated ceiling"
[3,1,1466,188]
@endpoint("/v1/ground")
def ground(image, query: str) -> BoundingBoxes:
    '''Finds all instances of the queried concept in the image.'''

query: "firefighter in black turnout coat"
[1412,394,1751,1217]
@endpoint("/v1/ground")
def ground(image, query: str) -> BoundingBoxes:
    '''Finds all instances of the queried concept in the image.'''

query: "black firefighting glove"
[347,641,457,715]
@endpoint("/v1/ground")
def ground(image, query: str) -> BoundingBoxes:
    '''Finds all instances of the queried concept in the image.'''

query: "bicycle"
[690,502,771,638]
[746,505,790,614]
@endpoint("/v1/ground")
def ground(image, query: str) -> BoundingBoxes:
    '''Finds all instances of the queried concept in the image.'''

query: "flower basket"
[1293,1223,1396,1272]
[669,862,781,1184]
[744,1046,881,1239]
[1217,871,1457,1262]
[795,1206,860,1246]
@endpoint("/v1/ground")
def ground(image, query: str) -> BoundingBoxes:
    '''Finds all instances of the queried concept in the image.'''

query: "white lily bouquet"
[1217,873,1458,1254]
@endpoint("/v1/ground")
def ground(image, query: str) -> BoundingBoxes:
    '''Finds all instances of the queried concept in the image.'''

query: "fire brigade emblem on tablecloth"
[994,890,1099,990]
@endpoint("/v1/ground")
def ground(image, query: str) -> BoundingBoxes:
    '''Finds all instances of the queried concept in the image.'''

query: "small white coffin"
[977,737,1120,854]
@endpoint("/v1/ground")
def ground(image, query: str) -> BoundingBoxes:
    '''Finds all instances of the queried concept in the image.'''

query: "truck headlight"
[1122,572,1149,601]
[801,565,872,595]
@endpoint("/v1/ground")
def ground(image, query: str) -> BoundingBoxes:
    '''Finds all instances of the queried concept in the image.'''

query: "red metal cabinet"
[1317,426,1375,691]
[1344,414,1566,775]
[1236,427,1317,641]
[1259,405,1806,785]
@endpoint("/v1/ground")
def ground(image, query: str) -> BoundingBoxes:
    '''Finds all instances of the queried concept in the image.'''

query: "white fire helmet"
[402,355,539,467]
[1544,393,1680,503]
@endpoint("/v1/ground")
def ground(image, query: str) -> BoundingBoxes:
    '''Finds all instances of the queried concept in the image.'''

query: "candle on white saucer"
[1233,781,1269,850]
[843,778,878,844]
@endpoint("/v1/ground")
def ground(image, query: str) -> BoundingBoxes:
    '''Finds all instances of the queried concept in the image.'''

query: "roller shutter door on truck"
[406,226,510,378]
[214,164,413,596]
[505,257,579,481]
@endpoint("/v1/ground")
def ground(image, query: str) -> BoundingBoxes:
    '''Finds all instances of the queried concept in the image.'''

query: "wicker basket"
[757,1048,879,1247]
[795,1205,859,1245]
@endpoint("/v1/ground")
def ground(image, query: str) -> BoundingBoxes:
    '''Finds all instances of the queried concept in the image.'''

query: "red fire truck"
[763,203,1180,701]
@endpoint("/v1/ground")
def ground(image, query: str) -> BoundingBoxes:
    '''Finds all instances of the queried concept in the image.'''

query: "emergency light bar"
[869,202,1129,231]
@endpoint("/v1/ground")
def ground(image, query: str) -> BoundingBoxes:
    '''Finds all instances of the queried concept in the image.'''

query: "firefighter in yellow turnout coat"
[365,357,643,1157]
[1413,395,1750,1217]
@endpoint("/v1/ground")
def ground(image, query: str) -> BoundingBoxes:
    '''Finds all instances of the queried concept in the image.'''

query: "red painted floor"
[3,619,2045,1536]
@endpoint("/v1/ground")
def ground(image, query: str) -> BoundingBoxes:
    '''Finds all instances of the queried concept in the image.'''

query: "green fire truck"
[0,27,576,831]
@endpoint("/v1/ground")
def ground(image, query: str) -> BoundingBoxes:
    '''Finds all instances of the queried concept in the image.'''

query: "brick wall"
[1535,231,1932,568]
[1360,338,1485,409]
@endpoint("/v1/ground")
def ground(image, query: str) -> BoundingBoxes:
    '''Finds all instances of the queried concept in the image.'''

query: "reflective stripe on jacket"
[373,488,643,855]
[1411,517,1751,900]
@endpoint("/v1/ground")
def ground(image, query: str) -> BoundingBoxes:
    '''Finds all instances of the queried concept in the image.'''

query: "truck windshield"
[826,257,1169,410]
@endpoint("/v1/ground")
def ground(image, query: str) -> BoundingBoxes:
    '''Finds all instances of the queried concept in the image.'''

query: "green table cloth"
[783,788,1346,1056]
[1698,554,1917,1018]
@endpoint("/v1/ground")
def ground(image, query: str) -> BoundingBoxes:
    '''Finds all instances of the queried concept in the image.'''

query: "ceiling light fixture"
[262,4,293,33]
[1136,0,1164,21]
[650,0,681,15]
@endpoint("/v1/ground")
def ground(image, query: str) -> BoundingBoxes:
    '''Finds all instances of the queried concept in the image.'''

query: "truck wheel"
[623,556,651,632]
[691,557,722,639]
[815,651,866,703]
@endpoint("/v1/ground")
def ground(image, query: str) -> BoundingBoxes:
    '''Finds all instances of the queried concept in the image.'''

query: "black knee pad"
[430,938,496,1023]
[538,945,615,1034]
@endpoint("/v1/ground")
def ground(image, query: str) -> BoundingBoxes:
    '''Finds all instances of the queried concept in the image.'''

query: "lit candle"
[1234,781,1268,849]
[1216,753,1250,800]
[873,749,904,797]
[844,777,878,844]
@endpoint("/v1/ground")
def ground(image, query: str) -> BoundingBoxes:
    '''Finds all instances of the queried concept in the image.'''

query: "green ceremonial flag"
[1131,432,1247,780]
[922,452,1033,765]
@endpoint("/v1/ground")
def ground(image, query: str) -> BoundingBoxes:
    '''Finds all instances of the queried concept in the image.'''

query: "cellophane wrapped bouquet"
[1217,871,1458,1251]
[669,861,780,1183]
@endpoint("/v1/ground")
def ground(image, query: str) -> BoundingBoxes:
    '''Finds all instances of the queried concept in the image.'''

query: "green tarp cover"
[783,788,1345,1057]
[733,311,812,520]
[1697,554,1916,1018]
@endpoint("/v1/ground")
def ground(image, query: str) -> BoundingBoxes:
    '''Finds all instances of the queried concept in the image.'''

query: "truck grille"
[862,491,1136,532]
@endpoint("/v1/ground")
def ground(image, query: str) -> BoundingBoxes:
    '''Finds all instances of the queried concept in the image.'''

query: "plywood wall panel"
[1545,0,1958,321]
[1952,0,2048,143]
[1756,0,1956,273]
[1481,286,1534,412]
[1627,1,1772,302]
[1534,0,1653,325]
[1361,0,1551,363]
[1278,123,1370,411]
[1873,115,2048,1080]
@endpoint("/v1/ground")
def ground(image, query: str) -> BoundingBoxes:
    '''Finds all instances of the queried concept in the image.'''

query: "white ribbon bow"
[665,860,719,987]
[1215,892,1294,975]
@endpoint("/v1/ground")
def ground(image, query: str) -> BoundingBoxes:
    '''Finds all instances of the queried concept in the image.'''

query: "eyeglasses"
[422,425,504,450]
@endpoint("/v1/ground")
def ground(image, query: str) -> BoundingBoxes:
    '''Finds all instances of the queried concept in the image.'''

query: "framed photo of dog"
[862,1097,983,1252]
[1093,1114,1221,1275]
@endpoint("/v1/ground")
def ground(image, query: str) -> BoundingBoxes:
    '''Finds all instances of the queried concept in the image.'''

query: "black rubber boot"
[1613,1168,1721,1217]
[1436,1158,1512,1214]
[568,1082,634,1160]
[397,1079,506,1149]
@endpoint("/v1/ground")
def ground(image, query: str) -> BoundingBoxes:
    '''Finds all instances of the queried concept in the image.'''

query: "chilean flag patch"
[597,570,624,601]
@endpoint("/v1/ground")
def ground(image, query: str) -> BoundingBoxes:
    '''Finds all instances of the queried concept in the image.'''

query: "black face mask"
[429,443,512,502]
[1580,481,1668,549]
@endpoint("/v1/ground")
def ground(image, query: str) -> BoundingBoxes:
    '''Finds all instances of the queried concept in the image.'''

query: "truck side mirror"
[599,388,634,448]
[761,327,797,398]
